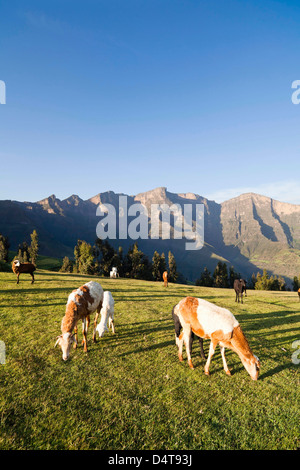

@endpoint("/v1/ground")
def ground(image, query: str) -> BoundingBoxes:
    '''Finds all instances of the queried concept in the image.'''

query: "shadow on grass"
[259,362,297,380]
[238,309,300,331]
[117,339,174,357]
[0,287,71,295]
[0,303,65,310]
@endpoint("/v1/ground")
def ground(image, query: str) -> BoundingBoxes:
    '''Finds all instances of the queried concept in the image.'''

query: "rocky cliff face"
[220,193,300,279]
[1,188,300,282]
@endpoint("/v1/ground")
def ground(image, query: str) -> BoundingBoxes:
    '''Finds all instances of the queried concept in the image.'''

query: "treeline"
[292,275,300,292]
[60,238,182,283]
[0,229,293,291]
[0,230,39,271]
[196,262,288,291]
[251,269,286,291]
[195,262,241,288]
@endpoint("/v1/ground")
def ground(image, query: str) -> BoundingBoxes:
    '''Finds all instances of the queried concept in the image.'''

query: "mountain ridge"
[2,187,300,283]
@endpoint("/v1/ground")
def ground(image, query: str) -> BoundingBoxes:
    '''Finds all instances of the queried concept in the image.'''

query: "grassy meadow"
[0,270,299,450]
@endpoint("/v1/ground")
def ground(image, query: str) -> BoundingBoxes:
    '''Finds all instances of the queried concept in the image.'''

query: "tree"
[60,256,73,273]
[255,272,262,290]
[94,239,116,276]
[131,243,153,280]
[195,267,213,287]
[213,262,228,288]
[249,273,257,290]
[117,246,124,277]
[254,269,286,291]
[293,276,299,292]
[152,251,162,281]
[278,276,286,291]
[0,234,9,262]
[74,240,95,274]
[168,251,178,283]
[255,269,270,290]
[29,229,39,264]
[74,240,82,272]
[160,253,167,277]
[16,242,30,263]
[228,265,241,288]
[152,251,167,281]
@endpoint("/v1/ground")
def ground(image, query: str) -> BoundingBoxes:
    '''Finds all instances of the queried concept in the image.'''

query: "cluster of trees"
[250,269,286,291]
[292,275,300,292]
[0,234,10,263]
[196,262,288,291]
[0,230,39,271]
[195,262,241,288]
[15,230,39,264]
[0,229,292,291]
[60,238,180,283]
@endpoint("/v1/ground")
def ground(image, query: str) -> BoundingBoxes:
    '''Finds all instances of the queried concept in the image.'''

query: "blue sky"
[0,0,300,203]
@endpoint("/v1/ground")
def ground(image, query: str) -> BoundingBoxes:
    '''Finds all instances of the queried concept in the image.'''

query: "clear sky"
[0,0,300,204]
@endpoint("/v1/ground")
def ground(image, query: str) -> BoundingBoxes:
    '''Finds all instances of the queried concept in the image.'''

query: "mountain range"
[1,187,300,283]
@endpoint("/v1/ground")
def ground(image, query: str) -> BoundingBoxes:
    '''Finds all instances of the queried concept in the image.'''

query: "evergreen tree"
[123,244,133,278]
[250,273,257,289]
[228,265,241,288]
[0,234,9,262]
[16,242,30,263]
[168,251,178,283]
[80,241,95,274]
[293,276,299,292]
[152,251,162,281]
[160,253,167,277]
[29,229,39,264]
[74,240,95,274]
[74,240,82,272]
[60,256,73,273]
[278,276,286,291]
[255,272,263,290]
[97,239,116,276]
[129,243,153,280]
[117,246,124,277]
[152,251,167,281]
[213,261,228,288]
[255,270,269,290]
[261,269,271,290]
[195,267,213,287]
[94,239,124,277]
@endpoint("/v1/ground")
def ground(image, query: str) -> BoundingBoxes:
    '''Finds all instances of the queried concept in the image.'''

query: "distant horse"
[110,267,119,279]
[163,271,168,287]
[234,279,247,304]
[12,260,36,284]
[298,288,300,302]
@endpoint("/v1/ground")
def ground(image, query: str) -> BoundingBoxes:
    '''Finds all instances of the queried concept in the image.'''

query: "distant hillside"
[1,187,300,282]
[221,193,300,280]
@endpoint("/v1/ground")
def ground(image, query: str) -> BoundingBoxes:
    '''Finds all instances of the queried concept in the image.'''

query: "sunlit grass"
[0,271,299,449]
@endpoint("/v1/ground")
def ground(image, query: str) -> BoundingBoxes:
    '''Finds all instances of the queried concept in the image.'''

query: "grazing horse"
[172,304,206,361]
[234,279,247,304]
[12,260,36,284]
[163,271,168,287]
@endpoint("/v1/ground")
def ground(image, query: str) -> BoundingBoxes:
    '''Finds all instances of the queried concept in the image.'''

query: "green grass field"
[0,270,299,450]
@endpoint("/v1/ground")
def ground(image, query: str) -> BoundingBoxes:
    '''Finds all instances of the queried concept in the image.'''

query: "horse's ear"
[71,334,77,345]
[54,336,62,347]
